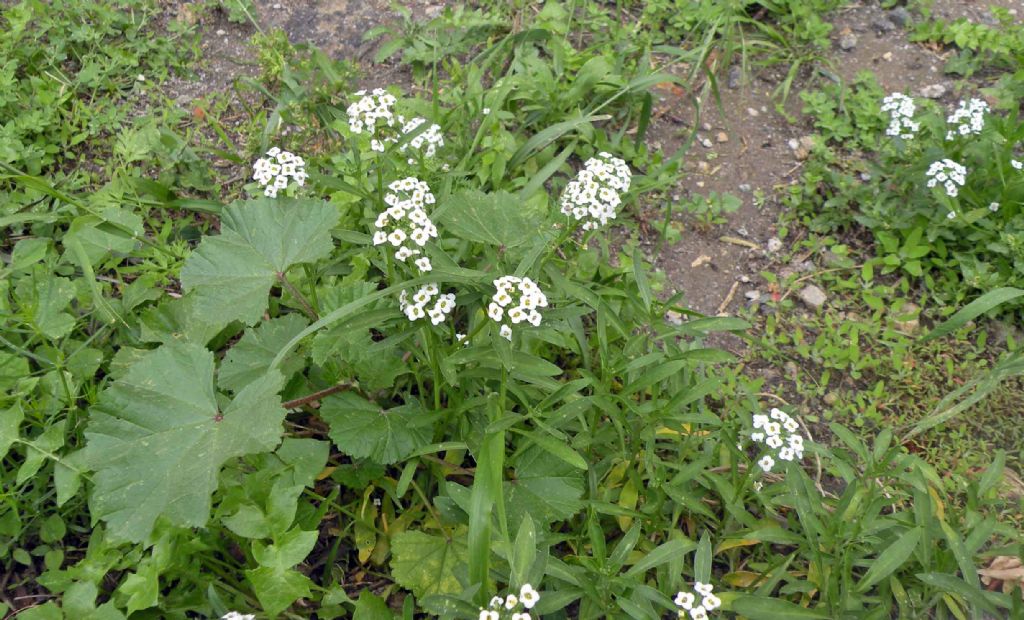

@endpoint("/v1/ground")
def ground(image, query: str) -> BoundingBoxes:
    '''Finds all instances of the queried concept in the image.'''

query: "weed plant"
[1,2,1022,620]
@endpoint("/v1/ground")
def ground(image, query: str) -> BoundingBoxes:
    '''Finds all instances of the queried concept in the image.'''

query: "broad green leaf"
[352,590,394,620]
[17,421,64,485]
[391,530,468,598]
[62,207,143,266]
[321,393,434,465]
[434,189,541,247]
[732,596,831,619]
[139,294,230,346]
[857,528,922,591]
[247,566,314,618]
[219,314,308,392]
[15,271,76,340]
[0,404,23,459]
[181,197,339,325]
[17,602,62,620]
[84,342,287,542]
[505,446,585,527]
[0,351,30,391]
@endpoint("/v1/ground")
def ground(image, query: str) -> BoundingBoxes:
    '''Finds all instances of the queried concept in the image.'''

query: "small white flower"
[758,455,775,472]
[990,202,1000,212]
[701,593,721,611]
[511,614,531,620]
[947,210,957,220]
[764,422,781,436]
[766,435,784,449]
[489,596,503,609]
[505,594,519,609]
[693,583,713,597]
[488,303,504,321]
[221,614,255,620]
[674,591,695,610]
[778,446,796,461]
[689,607,708,620]
[479,610,499,620]
[1013,159,1023,170]
[500,324,513,340]
[415,256,432,272]
[372,231,388,245]
[482,107,491,115]
[783,418,799,433]
[519,584,540,609]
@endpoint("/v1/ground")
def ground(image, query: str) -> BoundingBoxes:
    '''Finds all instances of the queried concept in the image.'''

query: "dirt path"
[167,0,1016,316]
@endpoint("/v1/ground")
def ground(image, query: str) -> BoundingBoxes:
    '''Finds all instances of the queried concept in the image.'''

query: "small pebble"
[716,131,729,143]
[700,137,713,148]
[739,275,751,283]
[839,32,858,50]
[744,290,761,301]
[216,29,227,36]
[766,237,783,253]
[747,107,760,117]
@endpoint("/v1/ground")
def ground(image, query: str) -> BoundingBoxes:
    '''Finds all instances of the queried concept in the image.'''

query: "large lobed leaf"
[180,197,339,325]
[320,392,434,465]
[84,342,287,543]
[434,189,542,248]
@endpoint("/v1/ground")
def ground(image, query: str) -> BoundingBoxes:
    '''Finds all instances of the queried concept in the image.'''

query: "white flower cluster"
[347,88,397,135]
[674,582,722,620]
[881,93,919,139]
[221,613,255,620]
[488,276,547,341]
[396,116,445,161]
[252,147,307,198]
[373,177,438,273]
[751,408,805,472]
[399,283,455,324]
[925,159,967,198]
[559,152,632,230]
[945,98,989,140]
[479,584,539,620]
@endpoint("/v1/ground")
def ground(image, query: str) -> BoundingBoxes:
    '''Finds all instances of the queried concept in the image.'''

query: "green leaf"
[15,271,76,340]
[246,565,313,618]
[624,537,696,577]
[352,590,394,620]
[181,197,339,325]
[321,393,434,465]
[505,446,584,527]
[391,530,468,598]
[139,294,230,346]
[857,527,922,591]
[0,404,23,459]
[0,351,30,391]
[62,207,143,266]
[731,596,831,619]
[434,189,542,247]
[84,342,287,542]
[923,287,1024,342]
[219,314,308,392]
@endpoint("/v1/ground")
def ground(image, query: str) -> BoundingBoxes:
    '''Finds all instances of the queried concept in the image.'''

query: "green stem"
[277,271,318,321]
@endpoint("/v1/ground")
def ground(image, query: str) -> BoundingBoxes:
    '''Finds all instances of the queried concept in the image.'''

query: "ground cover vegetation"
[1,1,1022,619]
